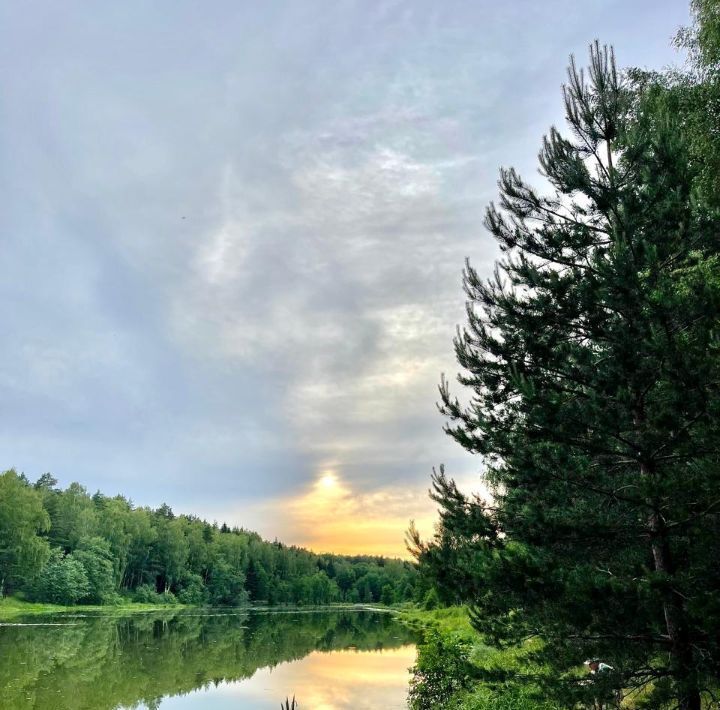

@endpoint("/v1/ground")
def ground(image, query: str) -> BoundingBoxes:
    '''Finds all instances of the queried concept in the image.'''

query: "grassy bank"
[0,596,188,620]
[395,606,559,710]
[0,596,398,621]
[394,608,717,709]
[395,605,473,635]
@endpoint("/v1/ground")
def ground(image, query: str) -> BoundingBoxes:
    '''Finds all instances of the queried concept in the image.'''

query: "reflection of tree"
[0,610,417,709]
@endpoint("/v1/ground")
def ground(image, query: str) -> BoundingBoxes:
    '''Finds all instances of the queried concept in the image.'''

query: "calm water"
[0,607,418,710]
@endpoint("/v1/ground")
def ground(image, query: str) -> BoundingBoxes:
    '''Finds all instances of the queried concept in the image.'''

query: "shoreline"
[0,596,401,621]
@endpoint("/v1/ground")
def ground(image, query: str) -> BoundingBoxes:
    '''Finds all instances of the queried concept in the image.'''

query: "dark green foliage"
[245,557,270,602]
[0,470,418,607]
[133,583,165,604]
[206,559,247,605]
[177,572,208,605]
[423,587,441,611]
[413,34,720,710]
[0,470,50,595]
[408,630,476,709]
[29,549,90,605]
[72,537,117,604]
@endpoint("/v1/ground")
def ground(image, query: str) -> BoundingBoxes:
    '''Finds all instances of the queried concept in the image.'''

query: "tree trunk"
[634,388,701,710]
[646,485,700,710]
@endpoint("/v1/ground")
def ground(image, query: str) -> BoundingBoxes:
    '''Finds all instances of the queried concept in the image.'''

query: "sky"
[0,1,691,557]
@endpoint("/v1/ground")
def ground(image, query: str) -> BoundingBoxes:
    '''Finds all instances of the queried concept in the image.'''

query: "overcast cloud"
[0,0,690,553]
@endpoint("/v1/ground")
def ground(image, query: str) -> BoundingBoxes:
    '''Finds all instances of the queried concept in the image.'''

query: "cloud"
[0,0,690,544]
[236,470,439,558]
[170,118,485,499]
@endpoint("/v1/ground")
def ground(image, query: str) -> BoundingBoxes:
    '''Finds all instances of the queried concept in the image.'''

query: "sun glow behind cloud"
[242,469,443,559]
[318,470,339,490]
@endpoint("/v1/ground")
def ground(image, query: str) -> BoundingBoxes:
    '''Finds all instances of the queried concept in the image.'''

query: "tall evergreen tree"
[412,42,720,708]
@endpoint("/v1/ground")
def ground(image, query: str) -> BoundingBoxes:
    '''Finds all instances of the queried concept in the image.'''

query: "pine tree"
[414,42,720,708]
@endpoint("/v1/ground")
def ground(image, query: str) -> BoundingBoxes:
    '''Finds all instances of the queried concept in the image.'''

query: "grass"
[0,596,187,620]
[395,605,475,636]
[395,606,560,709]
[395,607,720,709]
[0,596,397,621]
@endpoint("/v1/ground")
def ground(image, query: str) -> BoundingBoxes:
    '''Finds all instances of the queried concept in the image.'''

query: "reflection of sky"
[144,646,416,710]
[0,2,690,556]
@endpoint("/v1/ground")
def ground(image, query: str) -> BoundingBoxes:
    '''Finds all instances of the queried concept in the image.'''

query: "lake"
[0,607,418,709]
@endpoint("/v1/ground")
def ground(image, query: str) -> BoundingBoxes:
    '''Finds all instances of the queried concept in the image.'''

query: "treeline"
[410,3,720,709]
[0,469,417,607]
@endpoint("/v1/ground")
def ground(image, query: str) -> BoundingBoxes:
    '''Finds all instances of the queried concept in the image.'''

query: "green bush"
[72,537,116,604]
[409,629,475,709]
[381,584,395,605]
[404,609,561,710]
[423,587,441,610]
[177,573,207,605]
[133,584,163,604]
[206,560,247,606]
[29,549,90,605]
[160,590,177,605]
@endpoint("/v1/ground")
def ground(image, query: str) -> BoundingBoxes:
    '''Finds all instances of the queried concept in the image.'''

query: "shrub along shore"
[397,607,720,709]
[396,607,559,710]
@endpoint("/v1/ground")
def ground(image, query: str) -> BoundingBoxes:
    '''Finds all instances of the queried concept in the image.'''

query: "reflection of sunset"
[300,646,417,687]
[221,646,417,710]
[157,645,417,710]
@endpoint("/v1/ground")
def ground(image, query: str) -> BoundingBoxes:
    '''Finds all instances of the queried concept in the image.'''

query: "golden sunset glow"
[227,646,417,709]
[245,469,443,558]
[224,468,486,559]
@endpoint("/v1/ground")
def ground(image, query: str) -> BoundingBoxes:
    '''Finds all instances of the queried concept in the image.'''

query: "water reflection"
[153,647,415,710]
[0,608,417,709]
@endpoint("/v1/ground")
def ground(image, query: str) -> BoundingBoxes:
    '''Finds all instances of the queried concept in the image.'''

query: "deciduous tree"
[0,470,50,595]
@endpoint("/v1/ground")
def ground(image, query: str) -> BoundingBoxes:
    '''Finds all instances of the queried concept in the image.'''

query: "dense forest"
[409,2,720,709]
[0,469,418,607]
